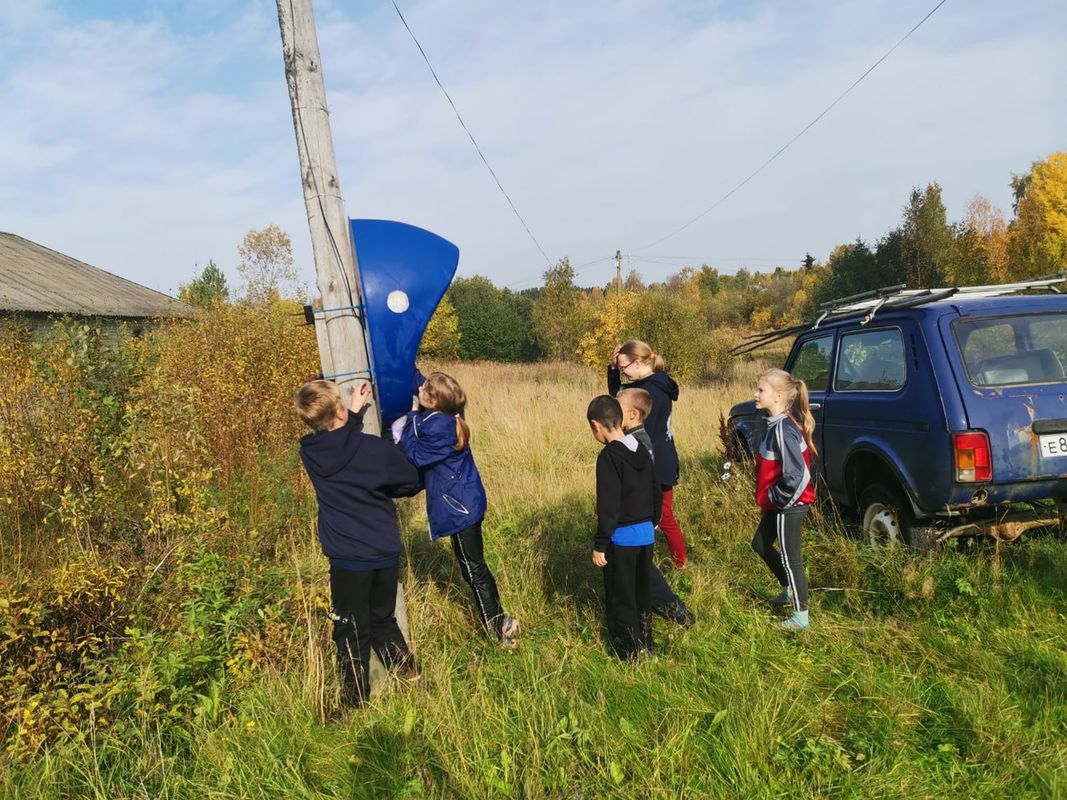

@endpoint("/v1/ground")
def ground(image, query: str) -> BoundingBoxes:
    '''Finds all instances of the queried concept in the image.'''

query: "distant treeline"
[418,152,1065,380]
[178,152,1065,383]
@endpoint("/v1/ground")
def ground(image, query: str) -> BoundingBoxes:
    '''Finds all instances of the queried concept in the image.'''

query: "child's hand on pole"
[592,550,607,568]
[350,381,372,412]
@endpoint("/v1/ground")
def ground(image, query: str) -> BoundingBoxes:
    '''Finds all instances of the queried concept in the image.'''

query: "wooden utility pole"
[276,0,380,435]
[277,0,408,687]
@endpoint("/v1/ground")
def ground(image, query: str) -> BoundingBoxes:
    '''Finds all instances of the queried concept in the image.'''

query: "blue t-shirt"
[612,520,655,547]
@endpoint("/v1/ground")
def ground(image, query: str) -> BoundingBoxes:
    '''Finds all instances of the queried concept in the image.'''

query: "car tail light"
[954,432,992,482]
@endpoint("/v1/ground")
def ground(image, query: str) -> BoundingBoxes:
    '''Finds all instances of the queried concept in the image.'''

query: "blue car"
[727,280,1067,551]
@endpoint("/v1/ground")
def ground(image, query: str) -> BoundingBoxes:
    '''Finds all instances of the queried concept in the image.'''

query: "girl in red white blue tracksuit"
[395,371,520,647]
[752,368,817,630]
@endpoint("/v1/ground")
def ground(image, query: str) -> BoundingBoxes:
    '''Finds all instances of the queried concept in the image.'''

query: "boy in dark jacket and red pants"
[587,395,662,661]
[295,379,422,707]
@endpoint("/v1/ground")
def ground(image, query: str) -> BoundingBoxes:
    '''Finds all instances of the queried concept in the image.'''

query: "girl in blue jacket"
[397,371,519,647]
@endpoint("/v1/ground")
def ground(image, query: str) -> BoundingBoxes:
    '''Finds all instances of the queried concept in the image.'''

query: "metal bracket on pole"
[302,304,364,326]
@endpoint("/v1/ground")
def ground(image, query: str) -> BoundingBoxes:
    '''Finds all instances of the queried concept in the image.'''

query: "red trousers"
[659,486,688,567]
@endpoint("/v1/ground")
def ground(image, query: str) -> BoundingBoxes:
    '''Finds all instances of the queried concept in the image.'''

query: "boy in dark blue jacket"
[295,379,422,708]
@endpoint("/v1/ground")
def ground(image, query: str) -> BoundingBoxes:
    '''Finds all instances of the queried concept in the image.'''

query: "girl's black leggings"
[451,521,506,638]
[751,507,809,612]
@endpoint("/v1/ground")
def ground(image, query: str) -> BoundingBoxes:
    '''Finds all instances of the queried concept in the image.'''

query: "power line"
[631,0,950,253]
[391,0,552,265]
[625,253,800,264]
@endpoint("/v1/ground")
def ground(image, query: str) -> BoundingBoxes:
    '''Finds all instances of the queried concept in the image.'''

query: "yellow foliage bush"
[0,560,136,756]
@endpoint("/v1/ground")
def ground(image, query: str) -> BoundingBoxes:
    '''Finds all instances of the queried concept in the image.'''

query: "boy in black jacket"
[587,395,661,660]
[295,380,422,708]
[617,389,696,628]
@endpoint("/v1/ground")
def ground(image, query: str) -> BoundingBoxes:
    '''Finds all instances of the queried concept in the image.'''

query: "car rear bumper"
[935,500,1066,542]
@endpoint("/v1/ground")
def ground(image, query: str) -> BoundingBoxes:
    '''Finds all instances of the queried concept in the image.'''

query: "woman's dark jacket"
[607,367,680,487]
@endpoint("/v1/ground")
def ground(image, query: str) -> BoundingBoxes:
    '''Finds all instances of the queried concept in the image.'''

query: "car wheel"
[859,484,936,554]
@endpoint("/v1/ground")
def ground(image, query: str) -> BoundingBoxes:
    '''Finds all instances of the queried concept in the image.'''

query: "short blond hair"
[294,380,342,431]
[617,387,652,421]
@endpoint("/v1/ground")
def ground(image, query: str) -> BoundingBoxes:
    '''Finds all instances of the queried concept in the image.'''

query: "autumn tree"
[237,225,300,304]
[623,269,645,292]
[952,195,1009,285]
[178,260,229,308]
[418,295,461,359]
[1009,152,1067,279]
[531,258,591,361]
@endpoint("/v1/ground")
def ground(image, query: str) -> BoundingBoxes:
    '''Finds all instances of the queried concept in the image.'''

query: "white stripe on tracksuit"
[777,512,801,612]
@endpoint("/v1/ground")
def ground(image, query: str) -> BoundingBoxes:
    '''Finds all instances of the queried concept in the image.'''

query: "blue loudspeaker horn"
[351,219,459,423]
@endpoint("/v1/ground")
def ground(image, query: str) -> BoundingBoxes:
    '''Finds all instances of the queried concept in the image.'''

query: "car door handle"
[809,403,821,411]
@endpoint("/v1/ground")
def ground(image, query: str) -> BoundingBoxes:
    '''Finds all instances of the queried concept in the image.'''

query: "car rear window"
[954,313,1067,386]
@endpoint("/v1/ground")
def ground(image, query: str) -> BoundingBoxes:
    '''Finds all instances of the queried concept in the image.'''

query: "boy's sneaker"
[394,654,422,682]
[779,610,809,630]
[670,601,697,628]
[499,616,520,650]
[769,586,793,607]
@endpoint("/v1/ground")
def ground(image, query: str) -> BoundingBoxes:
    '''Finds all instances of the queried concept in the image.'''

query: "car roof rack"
[729,270,1066,356]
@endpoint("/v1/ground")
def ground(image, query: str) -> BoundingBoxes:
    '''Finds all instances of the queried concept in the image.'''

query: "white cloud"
[2,0,1064,294]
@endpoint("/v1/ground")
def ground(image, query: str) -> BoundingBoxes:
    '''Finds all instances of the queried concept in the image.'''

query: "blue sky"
[1,0,1064,296]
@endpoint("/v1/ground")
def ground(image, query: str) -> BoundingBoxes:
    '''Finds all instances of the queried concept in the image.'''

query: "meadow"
[0,310,1064,799]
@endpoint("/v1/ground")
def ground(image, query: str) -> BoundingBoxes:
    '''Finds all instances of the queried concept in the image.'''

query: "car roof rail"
[728,271,1066,356]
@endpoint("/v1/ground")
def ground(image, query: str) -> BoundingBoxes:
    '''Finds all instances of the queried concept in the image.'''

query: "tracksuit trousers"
[450,521,507,639]
[603,542,653,660]
[751,507,810,612]
[330,564,415,707]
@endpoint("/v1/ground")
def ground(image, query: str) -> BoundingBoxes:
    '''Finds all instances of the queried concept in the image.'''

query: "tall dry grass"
[3,326,1064,799]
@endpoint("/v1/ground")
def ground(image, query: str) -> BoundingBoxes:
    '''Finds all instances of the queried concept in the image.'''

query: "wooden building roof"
[0,232,193,318]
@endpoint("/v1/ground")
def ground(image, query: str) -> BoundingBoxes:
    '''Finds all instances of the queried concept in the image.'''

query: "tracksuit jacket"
[754,413,815,511]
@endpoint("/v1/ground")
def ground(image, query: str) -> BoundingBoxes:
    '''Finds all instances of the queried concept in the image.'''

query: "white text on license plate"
[1039,432,1067,458]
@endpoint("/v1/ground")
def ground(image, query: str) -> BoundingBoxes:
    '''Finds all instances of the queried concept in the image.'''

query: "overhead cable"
[631,0,950,253]
[391,0,552,265]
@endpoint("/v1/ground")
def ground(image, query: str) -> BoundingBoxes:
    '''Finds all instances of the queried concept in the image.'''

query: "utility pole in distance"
[615,249,622,296]
[276,0,380,436]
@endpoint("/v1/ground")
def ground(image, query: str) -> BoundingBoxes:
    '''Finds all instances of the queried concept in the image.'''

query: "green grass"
[3,362,1065,799]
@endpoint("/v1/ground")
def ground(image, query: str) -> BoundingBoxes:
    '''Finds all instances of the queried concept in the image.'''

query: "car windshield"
[954,313,1067,386]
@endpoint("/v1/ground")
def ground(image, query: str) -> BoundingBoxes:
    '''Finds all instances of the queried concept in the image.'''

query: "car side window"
[835,328,906,391]
[790,335,833,391]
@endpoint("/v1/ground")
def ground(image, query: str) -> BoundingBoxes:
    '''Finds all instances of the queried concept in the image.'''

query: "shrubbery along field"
[1,303,1064,799]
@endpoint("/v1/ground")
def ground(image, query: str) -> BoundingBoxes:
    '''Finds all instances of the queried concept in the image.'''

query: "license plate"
[1039,432,1067,458]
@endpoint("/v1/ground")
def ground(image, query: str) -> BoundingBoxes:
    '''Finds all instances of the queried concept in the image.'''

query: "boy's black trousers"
[330,564,413,706]
[603,542,653,659]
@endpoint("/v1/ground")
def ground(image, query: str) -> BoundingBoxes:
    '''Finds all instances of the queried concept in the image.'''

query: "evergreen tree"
[178,260,229,308]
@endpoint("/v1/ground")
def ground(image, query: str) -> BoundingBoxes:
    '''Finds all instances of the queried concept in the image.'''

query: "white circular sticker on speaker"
[386,290,410,313]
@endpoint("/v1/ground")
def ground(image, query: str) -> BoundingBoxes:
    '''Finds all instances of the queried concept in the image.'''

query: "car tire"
[859,484,936,555]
